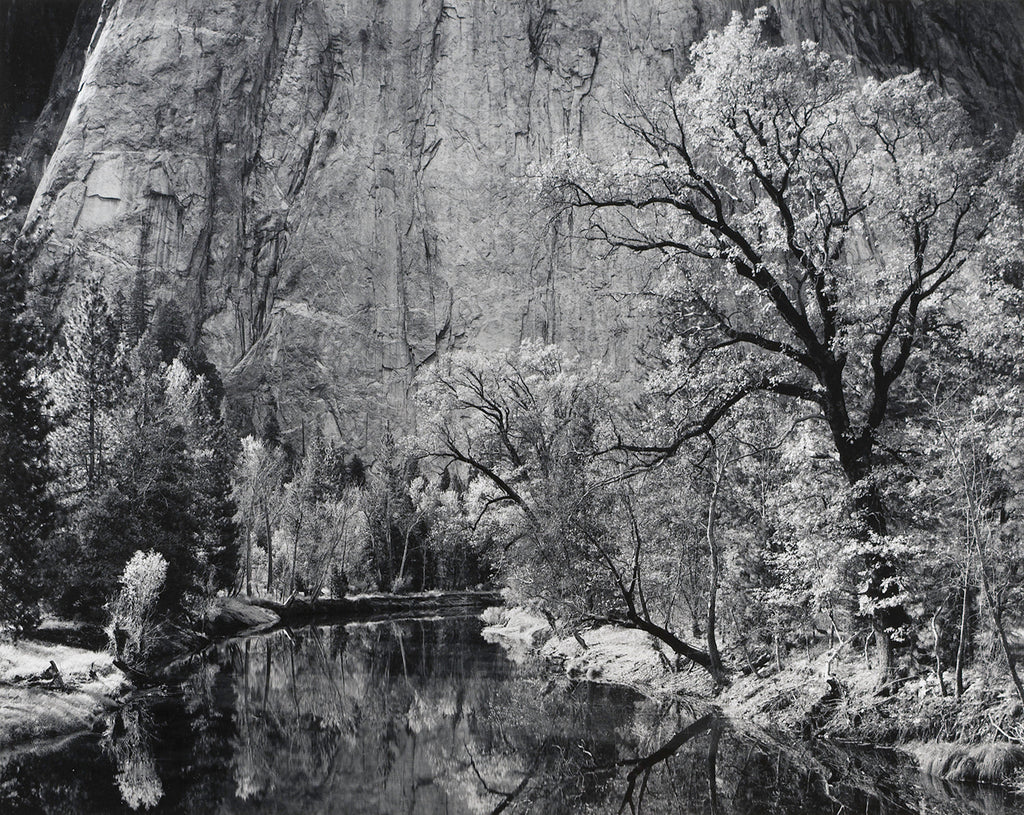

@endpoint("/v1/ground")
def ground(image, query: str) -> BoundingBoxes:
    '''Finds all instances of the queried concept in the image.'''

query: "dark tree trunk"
[705,452,725,682]
[955,563,971,697]
[977,552,1024,708]
[617,608,729,688]
[838,445,911,684]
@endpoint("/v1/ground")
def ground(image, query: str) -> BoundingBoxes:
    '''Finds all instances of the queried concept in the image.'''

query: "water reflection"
[0,616,1021,814]
[107,705,163,810]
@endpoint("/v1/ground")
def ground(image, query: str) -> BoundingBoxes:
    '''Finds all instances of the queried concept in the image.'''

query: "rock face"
[22,0,1024,448]
[204,596,280,635]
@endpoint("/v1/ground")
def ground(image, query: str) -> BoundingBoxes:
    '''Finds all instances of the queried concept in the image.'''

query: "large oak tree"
[547,10,1024,676]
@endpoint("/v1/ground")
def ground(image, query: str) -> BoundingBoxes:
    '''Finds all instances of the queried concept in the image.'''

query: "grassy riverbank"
[0,639,128,751]
[482,607,1024,790]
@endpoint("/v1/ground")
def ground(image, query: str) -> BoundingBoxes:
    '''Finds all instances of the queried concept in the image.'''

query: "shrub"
[109,550,167,662]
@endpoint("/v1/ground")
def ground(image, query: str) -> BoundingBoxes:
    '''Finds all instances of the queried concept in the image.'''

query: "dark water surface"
[1,615,1019,814]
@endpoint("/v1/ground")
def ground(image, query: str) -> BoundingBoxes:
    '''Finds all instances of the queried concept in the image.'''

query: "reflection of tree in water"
[470,708,836,815]
[3,618,1021,813]
[460,677,641,813]
[0,645,237,814]
[106,704,163,810]
[468,698,1024,815]
[218,619,1024,815]
[106,650,238,813]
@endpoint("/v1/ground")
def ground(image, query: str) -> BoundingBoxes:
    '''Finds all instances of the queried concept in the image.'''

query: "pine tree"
[0,226,54,630]
[164,358,237,592]
[125,270,149,347]
[143,298,187,366]
[48,277,124,493]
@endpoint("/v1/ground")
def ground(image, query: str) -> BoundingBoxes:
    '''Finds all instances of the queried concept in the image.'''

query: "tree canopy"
[545,9,1024,674]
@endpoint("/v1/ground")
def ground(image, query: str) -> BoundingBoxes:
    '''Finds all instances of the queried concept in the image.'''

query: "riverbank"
[0,639,128,751]
[481,606,1024,790]
[481,606,715,697]
[2,591,501,752]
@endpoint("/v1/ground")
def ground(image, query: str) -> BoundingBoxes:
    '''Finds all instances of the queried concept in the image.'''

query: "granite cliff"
[16,0,1024,447]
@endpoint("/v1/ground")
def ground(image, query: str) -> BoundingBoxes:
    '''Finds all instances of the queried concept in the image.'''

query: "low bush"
[108,550,167,662]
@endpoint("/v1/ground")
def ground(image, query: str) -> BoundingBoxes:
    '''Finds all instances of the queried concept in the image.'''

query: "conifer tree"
[165,359,238,591]
[0,165,54,630]
[48,277,124,493]
[46,284,240,615]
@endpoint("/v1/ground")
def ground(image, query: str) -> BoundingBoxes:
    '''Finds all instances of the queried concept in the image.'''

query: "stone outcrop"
[21,0,1024,448]
[204,596,280,636]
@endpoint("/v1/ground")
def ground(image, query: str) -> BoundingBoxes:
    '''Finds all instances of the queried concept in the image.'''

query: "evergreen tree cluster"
[0,195,54,631]
[43,273,237,622]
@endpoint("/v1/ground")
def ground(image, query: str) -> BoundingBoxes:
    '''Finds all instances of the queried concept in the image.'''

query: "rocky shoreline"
[481,606,1024,791]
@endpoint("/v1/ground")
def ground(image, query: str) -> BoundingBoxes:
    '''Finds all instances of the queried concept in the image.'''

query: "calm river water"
[0,615,1019,814]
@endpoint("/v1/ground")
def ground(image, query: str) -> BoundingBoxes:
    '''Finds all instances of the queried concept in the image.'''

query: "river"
[0,614,1018,813]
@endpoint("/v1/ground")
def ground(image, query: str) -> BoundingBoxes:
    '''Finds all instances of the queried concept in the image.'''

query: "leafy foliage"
[110,550,168,662]
[541,9,1024,674]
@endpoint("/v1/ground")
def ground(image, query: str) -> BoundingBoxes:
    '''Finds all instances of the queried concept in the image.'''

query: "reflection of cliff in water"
[1,617,1022,814]
[219,618,655,813]
[224,619,526,813]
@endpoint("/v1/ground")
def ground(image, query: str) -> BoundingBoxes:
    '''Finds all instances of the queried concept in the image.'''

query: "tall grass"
[914,742,1024,785]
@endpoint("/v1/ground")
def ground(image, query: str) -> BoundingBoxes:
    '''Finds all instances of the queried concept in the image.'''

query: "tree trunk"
[841,455,909,685]
[931,610,947,697]
[977,550,1024,708]
[705,450,725,682]
[623,609,729,687]
[245,530,252,596]
[874,626,894,691]
[955,559,971,697]
[290,511,303,596]
[263,503,274,595]
[958,454,1024,707]
[422,533,429,591]
[397,520,415,589]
